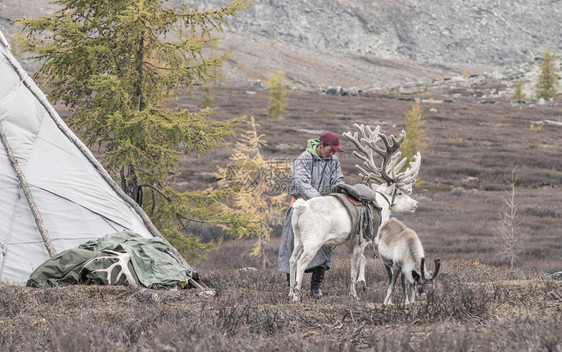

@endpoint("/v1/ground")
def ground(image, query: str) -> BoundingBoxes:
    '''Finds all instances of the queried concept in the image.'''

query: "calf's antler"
[421,257,441,280]
[343,123,421,194]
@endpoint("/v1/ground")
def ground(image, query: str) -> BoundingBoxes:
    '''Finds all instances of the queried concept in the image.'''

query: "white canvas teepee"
[0,30,183,283]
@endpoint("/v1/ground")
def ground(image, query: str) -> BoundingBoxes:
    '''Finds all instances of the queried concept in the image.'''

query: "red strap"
[347,197,363,206]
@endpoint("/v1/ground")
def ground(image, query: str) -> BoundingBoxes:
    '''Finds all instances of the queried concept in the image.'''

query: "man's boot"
[310,265,327,298]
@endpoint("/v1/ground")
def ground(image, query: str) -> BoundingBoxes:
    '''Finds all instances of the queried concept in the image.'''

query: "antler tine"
[379,130,405,155]
[375,131,406,184]
[432,259,441,280]
[420,257,426,280]
[344,124,421,189]
[395,152,422,194]
[343,124,387,184]
[388,152,406,180]
[363,128,411,186]
[84,250,138,287]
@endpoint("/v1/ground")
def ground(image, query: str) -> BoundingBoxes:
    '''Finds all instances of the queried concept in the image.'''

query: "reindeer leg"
[350,246,362,298]
[356,242,369,291]
[288,259,296,299]
[384,263,392,284]
[401,274,409,304]
[289,244,303,299]
[384,264,400,305]
[289,219,306,300]
[294,248,318,302]
[293,263,304,302]
[410,282,417,303]
[356,253,366,291]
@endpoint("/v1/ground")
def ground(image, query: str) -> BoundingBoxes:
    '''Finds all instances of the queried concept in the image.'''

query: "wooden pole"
[0,121,57,257]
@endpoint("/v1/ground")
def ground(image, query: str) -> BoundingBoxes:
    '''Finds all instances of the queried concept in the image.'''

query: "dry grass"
[1,257,560,351]
[178,85,562,273]
[2,86,561,351]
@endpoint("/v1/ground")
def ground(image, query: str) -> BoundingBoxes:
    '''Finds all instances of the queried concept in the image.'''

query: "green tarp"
[27,231,192,289]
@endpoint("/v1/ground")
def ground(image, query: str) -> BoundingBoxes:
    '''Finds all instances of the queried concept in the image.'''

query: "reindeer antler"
[432,259,441,280]
[83,250,138,287]
[343,123,421,194]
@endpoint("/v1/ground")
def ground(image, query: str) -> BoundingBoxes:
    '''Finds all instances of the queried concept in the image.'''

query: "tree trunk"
[125,32,145,203]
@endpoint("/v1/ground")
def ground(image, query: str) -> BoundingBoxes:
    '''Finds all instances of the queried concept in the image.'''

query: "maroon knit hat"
[319,131,344,152]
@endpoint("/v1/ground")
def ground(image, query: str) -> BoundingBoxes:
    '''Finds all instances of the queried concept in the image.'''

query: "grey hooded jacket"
[277,139,345,273]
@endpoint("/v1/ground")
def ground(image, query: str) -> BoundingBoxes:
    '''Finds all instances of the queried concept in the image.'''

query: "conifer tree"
[216,117,288,266]
[18,0,254,262]
[267,70,289,119]
[535,47,559,99]
[513,79,526,100]
[401,99,427,168]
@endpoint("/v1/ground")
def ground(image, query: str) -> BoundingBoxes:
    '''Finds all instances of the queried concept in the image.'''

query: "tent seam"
[0,78,24,108]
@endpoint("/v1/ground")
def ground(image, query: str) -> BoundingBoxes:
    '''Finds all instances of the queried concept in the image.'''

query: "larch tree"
[401,99,427,169]
[267,70,289,119]
[17,0,255,262]
[535,47,559,100]
[513,78,526,100]
[215,117,288,267]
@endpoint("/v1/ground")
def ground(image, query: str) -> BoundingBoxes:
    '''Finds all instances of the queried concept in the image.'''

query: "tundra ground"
[1,85,561,351]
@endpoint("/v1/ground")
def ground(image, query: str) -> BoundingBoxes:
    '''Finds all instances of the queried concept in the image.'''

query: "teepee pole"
[2,51,189,268]
[0,121,57,257]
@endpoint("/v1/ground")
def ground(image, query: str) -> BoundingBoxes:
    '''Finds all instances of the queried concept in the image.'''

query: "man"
[277,131,345,297]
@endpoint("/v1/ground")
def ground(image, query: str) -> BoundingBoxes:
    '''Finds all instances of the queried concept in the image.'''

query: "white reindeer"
[377,218,441,304]
[289,124,421,302]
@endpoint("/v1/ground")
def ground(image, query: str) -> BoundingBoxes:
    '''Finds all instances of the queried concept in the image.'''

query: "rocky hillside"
[194,0,561,90]
[1,0,560,91]
[204,0,561,66]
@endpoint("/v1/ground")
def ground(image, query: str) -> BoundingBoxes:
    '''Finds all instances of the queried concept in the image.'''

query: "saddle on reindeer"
[329,183,382,244]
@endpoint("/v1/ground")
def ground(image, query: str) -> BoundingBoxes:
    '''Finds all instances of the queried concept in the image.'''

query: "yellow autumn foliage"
[216,117,289,262]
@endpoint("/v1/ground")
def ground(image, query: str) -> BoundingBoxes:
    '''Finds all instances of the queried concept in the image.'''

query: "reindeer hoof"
[290,288,302,302]
[357,280,366,291]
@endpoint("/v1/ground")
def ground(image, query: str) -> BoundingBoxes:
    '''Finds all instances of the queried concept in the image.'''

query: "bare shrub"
[494,169,526,269]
